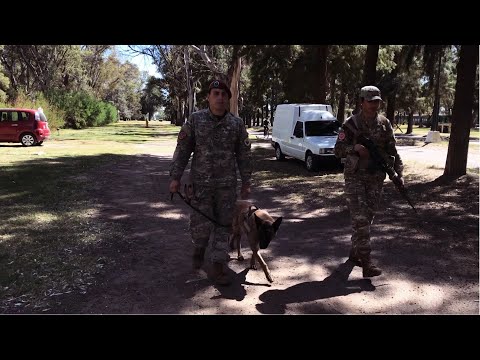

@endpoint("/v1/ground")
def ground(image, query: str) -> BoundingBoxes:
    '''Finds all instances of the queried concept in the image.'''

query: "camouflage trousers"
[344,170,385,256]
[189,184,236,264]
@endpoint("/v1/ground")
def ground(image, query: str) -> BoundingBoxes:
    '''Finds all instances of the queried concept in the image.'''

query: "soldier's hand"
[169,180,181,194]
[240,183,251,199]
[354,144,369,158]
[397,176,405,186]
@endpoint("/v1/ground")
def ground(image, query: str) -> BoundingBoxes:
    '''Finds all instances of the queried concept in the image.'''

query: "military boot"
[210,262,232,286]
[361,255,382,278]
[192,247,206,270]
[348,247,362,267]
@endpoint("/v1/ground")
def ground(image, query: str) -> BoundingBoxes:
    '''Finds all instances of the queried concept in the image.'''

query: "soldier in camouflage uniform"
[169,79,252,286]
[334,86,404,277]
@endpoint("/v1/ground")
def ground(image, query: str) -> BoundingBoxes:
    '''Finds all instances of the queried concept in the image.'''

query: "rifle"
[344,121,417,214]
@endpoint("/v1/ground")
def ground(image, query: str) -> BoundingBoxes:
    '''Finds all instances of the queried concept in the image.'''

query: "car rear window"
[35,112,48,122]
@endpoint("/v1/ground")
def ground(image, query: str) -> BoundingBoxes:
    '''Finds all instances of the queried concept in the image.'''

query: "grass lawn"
[0,120,178,312]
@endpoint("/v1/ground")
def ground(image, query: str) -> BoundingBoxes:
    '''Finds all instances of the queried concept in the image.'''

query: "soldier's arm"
[169,117,195,181]
[384,120,404,177]
[235,120,252,185]
[334,122,356,159]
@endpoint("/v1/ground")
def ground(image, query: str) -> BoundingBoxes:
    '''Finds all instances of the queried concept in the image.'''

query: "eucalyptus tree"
[243,45,298,122]
[363,45,379,86]
[0,45,84,95]
[444,45,479,177]
[81,45,113,92]
[327,45,365,121]
[141,76,165,121]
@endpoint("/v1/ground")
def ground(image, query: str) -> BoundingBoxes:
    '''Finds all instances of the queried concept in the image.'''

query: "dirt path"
[51,138,479,314]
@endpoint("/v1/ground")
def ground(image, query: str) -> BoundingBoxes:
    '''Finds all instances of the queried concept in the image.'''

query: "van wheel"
[306,152,319,171]
[20,133,37,146]
[275,145,285,161]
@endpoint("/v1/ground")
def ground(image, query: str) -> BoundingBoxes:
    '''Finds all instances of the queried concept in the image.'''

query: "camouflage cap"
[360,85,382,101]
[208,79,232,98]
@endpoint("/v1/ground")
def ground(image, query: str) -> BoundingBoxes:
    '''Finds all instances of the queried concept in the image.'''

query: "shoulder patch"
[244,138,251,146]
[178,130,187,141]
[338,130,346,141]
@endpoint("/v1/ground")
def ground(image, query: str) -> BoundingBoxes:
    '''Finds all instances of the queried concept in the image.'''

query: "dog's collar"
[247,205,259,218]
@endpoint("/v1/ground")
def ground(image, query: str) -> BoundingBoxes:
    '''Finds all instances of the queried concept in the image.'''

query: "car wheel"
[306,152,319,171]
[20,133,37,146]
[275,145,285,161]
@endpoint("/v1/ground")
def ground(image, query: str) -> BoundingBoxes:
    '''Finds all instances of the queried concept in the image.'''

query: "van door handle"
[290,136,294,139]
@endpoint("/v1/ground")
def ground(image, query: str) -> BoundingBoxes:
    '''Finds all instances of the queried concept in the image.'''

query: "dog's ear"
[273,217,283,232]
[254,213,263,229]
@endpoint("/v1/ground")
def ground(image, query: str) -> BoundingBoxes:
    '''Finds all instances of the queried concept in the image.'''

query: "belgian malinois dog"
[229,200,283,283]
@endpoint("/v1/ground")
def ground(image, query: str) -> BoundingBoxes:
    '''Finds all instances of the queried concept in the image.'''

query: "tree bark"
[229,56,242,116]
[406,108,414,134]
[363,45,379,86]
[444,45,479,177]
[386,92,396,125]
[184,47,194,119]
[317,45,328,103]
[337,88,346,123]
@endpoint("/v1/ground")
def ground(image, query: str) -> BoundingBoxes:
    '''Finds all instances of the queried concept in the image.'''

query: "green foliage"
[47,90,118,129]
[7,91,65,130]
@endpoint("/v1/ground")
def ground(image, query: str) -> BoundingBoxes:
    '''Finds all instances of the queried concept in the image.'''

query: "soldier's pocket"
[344,154,359,175]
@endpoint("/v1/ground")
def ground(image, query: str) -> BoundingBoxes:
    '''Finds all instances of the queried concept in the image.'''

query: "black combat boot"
[192,247,206,270]
[361,254,382,278]
[209,262,232,286]
[348,247,362,267]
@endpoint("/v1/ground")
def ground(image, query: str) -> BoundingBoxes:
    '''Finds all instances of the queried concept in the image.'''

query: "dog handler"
[334,85,404,277]
[169,79,252,286]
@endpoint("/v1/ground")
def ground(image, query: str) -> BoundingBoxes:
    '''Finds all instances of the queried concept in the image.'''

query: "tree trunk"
[317,45,328,103]
[363,45,379,86]
[229,57,242,116]
[406,108,414,134]
[184,47,194,119]
[337,88,346,123]
[175,97,183,126]
[444,45,479,177]
[329,73,336,109]
[430,54,442,131]
[386,92,396,125]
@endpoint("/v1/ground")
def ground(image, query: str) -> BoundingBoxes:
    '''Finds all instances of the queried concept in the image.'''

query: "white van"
[271,103,341,171]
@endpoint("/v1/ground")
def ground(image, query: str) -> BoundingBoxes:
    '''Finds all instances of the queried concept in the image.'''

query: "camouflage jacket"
[170,108,252,186]
[334,112,403,177]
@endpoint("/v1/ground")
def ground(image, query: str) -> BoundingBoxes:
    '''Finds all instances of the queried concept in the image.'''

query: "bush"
[46,90,118,129]
[12,91,66,130]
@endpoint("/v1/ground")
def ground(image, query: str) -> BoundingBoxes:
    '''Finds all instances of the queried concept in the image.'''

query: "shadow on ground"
[255,260,376,314]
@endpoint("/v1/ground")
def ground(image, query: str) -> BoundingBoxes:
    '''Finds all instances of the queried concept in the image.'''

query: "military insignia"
[338,131,346,141]
[244,138,251,146]
[178,130,187,141]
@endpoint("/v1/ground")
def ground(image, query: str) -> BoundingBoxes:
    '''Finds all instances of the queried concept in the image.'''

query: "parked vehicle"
[271,103,341,171]
[0,108,51,146]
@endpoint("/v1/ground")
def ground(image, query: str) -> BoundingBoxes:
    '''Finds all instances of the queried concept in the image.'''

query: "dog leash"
[170,190,231,228]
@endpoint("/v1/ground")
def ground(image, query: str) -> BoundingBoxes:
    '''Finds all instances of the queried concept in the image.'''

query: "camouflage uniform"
[334,111,403,259]
[170,108,252,264]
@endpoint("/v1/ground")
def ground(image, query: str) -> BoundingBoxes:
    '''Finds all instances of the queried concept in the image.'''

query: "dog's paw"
[237,255,244,261]
[266,273,274,283]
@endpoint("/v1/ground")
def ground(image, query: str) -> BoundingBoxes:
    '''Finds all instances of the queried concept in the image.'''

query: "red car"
[0,108,51,146]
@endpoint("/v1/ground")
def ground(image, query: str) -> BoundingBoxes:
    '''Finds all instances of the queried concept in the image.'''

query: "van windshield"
[305,120,341,136]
